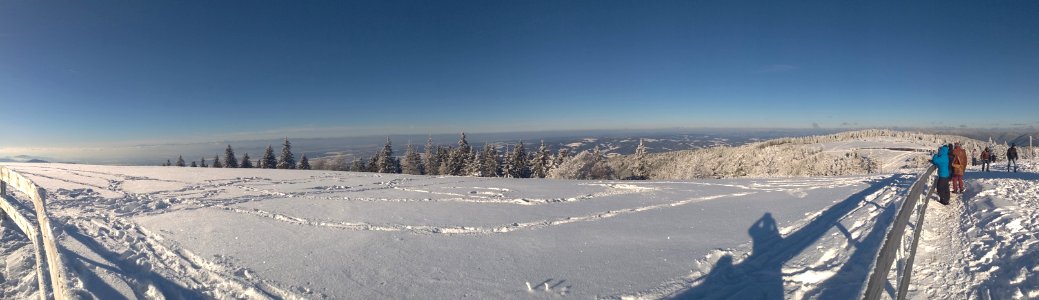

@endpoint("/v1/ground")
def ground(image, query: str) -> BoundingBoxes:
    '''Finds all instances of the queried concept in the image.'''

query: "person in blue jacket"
[931,145,952,205]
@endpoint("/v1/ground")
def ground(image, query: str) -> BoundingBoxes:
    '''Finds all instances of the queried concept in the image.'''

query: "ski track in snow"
[0,163,934,299]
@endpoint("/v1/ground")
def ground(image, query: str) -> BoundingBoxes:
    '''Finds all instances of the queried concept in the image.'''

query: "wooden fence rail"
[861,165,937,300]
[0,166,70,300]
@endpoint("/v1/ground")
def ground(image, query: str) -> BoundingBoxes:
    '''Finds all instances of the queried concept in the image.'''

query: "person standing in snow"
[980,147,991,172]
[931,145,952,205]
[950,143,968,193]
[1007,143,1019,172]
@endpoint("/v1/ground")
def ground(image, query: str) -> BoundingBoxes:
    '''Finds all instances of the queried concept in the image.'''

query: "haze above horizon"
[2,0,1038,148]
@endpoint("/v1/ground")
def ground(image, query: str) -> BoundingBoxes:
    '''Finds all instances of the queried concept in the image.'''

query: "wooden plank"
[0,167,69,299]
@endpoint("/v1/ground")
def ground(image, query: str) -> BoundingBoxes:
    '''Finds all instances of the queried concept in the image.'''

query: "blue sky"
[2,0,1038,147]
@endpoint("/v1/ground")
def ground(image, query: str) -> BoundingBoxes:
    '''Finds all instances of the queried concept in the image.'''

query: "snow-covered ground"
[0,162,924,299]
[910,160,1039,299]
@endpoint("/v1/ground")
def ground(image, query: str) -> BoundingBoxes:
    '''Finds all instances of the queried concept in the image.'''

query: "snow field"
[1,163,918,299]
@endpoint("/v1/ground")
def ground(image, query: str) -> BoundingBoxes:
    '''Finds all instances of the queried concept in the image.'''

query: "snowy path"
[1,163,918,299]
[910,160,1039,299]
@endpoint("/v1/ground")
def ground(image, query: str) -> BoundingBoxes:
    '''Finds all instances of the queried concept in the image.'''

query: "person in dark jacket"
[932,145,952,205]
[980,147,991,172]
[1007,143,1019,172]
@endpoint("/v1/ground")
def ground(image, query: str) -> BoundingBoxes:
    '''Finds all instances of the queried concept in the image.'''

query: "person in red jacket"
[950,143,968,193]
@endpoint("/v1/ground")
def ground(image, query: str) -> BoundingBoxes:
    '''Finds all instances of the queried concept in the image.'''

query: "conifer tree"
[190,161,197,167]
[436,146,452,175]
[464,150,481,176]
[224,145,239,168]
[200,157,208,168]
[422,137,436,175]
[350,159,364,172]
[165,159,171,166]
[632,139,649,179]
[444,133,471,176]
[508,142,530,178]
[376,138,400,173]
[261,145,277,169]
[298,154,311,170]
[240,153,253,168]
[175,156,186,167]
[480,143,501,177]
[531,140,552,178]
[402,144,424,175]
[553,148,571,168]
[366,155,378,172]
[212,155,223,168]
[589,146,614,179]
[277,138,295,169]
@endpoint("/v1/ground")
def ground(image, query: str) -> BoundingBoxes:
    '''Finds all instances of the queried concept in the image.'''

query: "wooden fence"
[861,165,937,300]
[0,166,69,299]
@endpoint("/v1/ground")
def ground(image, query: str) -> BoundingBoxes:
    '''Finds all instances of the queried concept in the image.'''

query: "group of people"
[977,143,1021,172]
[931,142,1023,205]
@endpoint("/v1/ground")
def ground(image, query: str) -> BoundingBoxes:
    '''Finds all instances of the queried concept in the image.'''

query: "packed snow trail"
[1,163,917,299]
[910,160,1039,299]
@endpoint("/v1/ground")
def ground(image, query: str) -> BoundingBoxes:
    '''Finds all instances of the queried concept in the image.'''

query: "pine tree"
[508,142,530,178]
[190,161,197,167]
[480,143,501,177]
[165,159,171,166]
[463,150,481,176]
[350,159,364,172]
[240,153,253,168]
[261,145,277,169]
[531,140,552,178]
[422,137,436,175]
[224,145,239,168]
[632,138,649,179]
[435,146,452,175]
[175,156,186,167]
[401,144,424,175]
[298,154,311,170]
[376,138,400,173]
[200,157,208,168]
[212,155,223,168]
[553,148,571,168]
[277,138,295,169]
[589,146,615,179]
[366,155,378,172]
[445,133,471,175]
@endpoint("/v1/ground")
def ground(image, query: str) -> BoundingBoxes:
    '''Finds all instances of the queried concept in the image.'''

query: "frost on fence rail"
[0,167,70,300]
[861,165,937,300]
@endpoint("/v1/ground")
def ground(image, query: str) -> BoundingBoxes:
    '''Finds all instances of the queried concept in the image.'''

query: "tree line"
[312,133,649,180]
[161,138,311,170]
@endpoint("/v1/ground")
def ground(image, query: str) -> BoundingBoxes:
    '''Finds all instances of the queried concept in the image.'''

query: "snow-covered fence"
[0,167,70,300]
[861,165,937,300]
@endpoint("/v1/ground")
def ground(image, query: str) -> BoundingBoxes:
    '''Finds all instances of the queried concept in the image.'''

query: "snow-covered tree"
[401,144,424,175]
[376,138,400,173]
[480,143,501,177]
[261,145,277,169]
[507,142,530,178]
[350,159,365,172]
[277,138,295,169]
[631,139,649,179]
[298,154,311,170]
[224,145,239,168]
[422,137,436,175]
[553,148,571,169]
[435,146,451,175]
[199,157,208,168]
[444,133,471,176]
[549,147,615,180]
[463,150,481,176]
[531,140,552,178]
[175,156,186,167]
[240,153,254,168]
[212,155,223,168]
